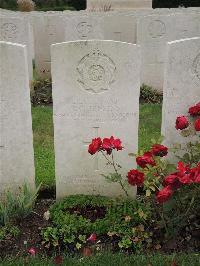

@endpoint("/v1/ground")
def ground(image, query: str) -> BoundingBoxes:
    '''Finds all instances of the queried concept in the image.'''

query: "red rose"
[113,138,123,151]
[156,186,173,204]
[177,161,192,185]
[136,152,156,168]
[102,137,113,154]
[163,173,178,186]
[175,116,189,130]
[102,136,123,154]
[151,144,168,157]
[190,164,200,184]
[188,102,200,116]
[127,169,144,186]
[194,118,200,131]
[88,137,102,155]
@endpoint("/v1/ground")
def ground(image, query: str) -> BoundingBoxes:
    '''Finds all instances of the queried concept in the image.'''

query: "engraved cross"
[83,127,100,171]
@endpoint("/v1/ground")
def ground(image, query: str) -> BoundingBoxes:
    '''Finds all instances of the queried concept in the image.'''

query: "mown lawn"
[1,253,200,266]
[32,104,162,187]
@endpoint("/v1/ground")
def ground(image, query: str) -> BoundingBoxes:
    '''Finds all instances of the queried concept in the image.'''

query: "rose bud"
[151,144,168,157]
[194,118,200,131]
[175,116,189,130]
[127,169,144,186]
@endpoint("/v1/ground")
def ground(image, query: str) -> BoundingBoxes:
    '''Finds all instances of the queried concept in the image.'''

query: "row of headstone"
[0,36,200,199]
[33,9,200,90]
[0,10,34,80]
[1,7,200,89]
[87,0,153,10]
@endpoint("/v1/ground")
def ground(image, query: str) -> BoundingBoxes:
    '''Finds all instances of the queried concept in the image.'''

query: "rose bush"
[87,101,200,239]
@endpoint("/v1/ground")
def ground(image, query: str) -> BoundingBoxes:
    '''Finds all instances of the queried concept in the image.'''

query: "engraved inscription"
[77,49,116,93]
[56,98,135,122]
[148,20,166,38]
[76,22,92,38]
[62,175,107,190]
[1,23,18,41]
[192,53,200,83]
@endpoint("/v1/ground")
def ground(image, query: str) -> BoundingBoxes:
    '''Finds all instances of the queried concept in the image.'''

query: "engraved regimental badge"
[148,20,166,38]
[1,23,18,41]
[77,48,116,93]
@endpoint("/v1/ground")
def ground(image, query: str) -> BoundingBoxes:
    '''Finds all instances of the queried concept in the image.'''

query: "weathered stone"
[0,41,35,198]
[162,37,200,159]
[51,40,141,199]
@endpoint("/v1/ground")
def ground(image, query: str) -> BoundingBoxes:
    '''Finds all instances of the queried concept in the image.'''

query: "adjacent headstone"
[32,13,65,78]
[52,40,141,199]
[162,37,200,155]
[102,13,137,43]
[0,41,35,198]
[0,16,33,80]
[137,12,200,91]
[87,0,152,10]
[137,14,173,91]
[65,14,103,41]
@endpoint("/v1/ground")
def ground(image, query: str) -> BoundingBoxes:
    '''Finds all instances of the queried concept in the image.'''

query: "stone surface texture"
[0,41,35,198]
[162,37,200,157]
[51,40,140,199]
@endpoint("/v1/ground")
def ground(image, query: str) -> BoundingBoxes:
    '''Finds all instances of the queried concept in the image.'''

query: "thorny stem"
[111,153,129,198]
[100,150,129,197]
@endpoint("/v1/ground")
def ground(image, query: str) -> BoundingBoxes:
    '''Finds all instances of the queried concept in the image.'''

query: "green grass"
[1,253,199,266]
[139,104,162,150]
[32,106,55,187]
[32,104,162,187]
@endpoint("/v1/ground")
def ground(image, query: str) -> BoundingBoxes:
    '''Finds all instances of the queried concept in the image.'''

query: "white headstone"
[32,13,65,78]
[87,0,152,10]
[102,13,137,43]
[0,15,33,80]
[137,14,173,91]
[0,41,35,198]
[137,12,200,91]
[65,14,103,41]
[52,40,141,199]
[162,37,200,155]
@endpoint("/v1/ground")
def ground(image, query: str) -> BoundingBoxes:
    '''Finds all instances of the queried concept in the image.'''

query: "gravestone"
[137,14,174,91]
[0,16,33,80]
[137,12,200,91]
[0,41,35,198]
[101,13,137,43]
[87,0,152,10]
[52,40,141,199]
[32,13,65,78]
[65,14,103,41]
[162,37,200,156]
